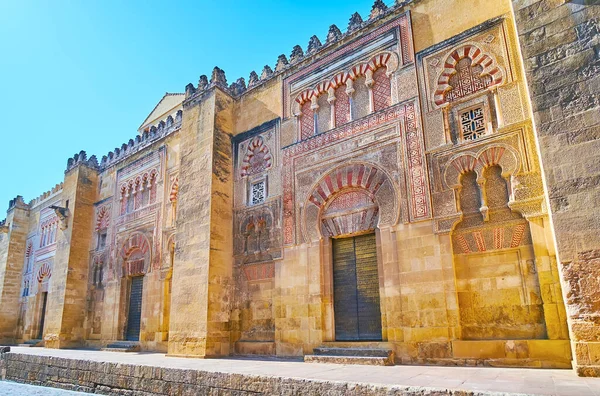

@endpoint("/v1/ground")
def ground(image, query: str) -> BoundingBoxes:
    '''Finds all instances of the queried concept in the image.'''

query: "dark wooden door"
[37,292,48,339]
[126,276,144,341]
[333,233,382,341]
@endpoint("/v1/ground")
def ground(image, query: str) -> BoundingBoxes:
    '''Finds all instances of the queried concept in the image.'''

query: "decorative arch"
[294,89,315,109]
[444,153,481,189]
[434,44,504,106]
[303,162,398,242]
[367,51,400,77]
[37,262,51,283]
[95,205,110,231]
[444,145,520,189]
[348,63,371,81]
[240,136,273,177]
[169,177,179,203]
[119,232,151,277]
[330,72,350,88]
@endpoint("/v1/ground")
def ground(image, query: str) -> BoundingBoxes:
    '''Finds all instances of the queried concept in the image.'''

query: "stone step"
[313,347,392,358]
[19,339,43,347]
[304,355,394,366]
[102,341,140,352]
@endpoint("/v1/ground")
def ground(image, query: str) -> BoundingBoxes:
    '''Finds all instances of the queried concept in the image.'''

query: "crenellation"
[347,12,364,33]
[306,35,322,55]
[248,71,259,88]
[289,45,304,64]
[210,66,227,88]
[260,65,273,80]
[28,183,64,209]
[275,54,289,72]
[326,24,343,44]
[370,0,388,20]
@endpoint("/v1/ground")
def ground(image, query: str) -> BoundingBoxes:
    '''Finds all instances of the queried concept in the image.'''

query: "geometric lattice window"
[250,180,266,206]
[459,106,486,141]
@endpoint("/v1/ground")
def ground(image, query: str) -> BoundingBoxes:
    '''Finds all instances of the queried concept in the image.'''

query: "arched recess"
[449,145,547,340]
[443,145,520,228]
[434,44,504,106]
[303,162,399,243]
[444,145,520,190]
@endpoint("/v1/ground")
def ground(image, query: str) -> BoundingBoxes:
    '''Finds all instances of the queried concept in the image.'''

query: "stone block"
[452,340,507,359]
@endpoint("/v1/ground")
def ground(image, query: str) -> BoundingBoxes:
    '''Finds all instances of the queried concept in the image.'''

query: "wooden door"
[333,233,382,341]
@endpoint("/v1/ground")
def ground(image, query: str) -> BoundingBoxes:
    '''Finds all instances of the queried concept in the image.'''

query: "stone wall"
[0,198,29,344]
[168,86,234,358]
[511,0,600,376]
[45,164,98,349]
[0,351,495,396]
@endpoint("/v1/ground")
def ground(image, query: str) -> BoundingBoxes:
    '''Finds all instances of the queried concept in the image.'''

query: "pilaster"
[44,158,98,348]
[168,86,234,357]
[0,197,29,344]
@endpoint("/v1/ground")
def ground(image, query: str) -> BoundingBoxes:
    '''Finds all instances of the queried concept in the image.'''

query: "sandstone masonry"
[0,0,598,378]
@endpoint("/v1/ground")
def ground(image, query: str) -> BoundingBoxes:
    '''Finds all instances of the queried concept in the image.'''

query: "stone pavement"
[0,380,88,395]
[4,347,600,395]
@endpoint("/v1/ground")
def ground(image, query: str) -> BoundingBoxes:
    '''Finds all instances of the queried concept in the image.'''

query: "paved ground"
[6,347,600,395]
[0,380,88,395]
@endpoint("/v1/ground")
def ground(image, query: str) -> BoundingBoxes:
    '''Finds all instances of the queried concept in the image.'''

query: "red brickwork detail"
[372,68,391,112]
[243,262,275,281]
[334,85,350,127]
[456,234,471,254]
[478,147,506,167]
[300,102,314,140]
[493,227,505,250]
[473,231,486,252]
[510,223,526,248]
[399,15,412,64]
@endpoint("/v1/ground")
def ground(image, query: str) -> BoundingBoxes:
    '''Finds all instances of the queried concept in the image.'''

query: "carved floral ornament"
[291,51,399,116]
[302,162,399,242]
[433,44,504,107]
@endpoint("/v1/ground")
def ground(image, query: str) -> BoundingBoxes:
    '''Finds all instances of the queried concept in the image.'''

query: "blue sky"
[0,0,386,214]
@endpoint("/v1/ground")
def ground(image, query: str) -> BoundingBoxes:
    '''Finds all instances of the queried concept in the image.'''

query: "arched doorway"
[118,232,151,342]
[125,250,145,341]
[325,190,382,341]
[304,163,399,342]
